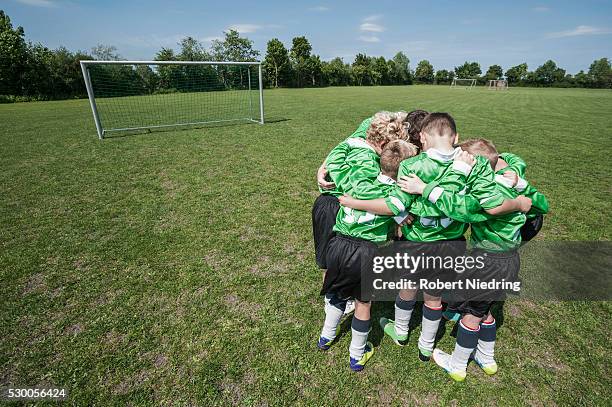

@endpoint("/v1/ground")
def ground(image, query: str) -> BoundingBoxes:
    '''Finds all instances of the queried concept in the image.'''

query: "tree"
[210,30,259,62]
[454,61,481,79]
[91,44,121,61]
[155,47,180,90]
[390,52,412,84]
[322,57,351,86]
[573,70,593,88]
[0,10,28,95]
[414,60,434,84]
[484,64,503,81]
[588,58,612,88]
[290,36,312,87]
[371,56,390,85]
[263,38,291,88]
[435,69,453,84]
[305,54,323,86]
[534,60,565,86]
[505,63,528,84]
[352,53,372,86]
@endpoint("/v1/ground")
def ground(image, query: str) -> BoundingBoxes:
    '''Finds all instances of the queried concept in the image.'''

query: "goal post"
[487,79,509,90]
[80,60,265,139]
[450,78,477,89]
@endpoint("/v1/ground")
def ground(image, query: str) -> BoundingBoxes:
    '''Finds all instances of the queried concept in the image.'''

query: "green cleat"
[432,349,467,382]
[349,342,375,372]
[379,317,408,346]
[418,347,432,362]
[473,357,498,375]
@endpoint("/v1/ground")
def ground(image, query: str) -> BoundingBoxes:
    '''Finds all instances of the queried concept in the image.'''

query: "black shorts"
[396,237,467,297]
[521,214,544,242]
[321,234,377,301]
[312,194,340,269]
[448,249,520,318]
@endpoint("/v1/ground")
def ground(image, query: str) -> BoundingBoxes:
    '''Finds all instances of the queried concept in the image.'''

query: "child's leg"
[474,312,498,374]
[394,289,416,336]
[417,293,443,359]
[449,313,482,372]
[319,293,347,349]
[432,312,481,382]
[349,300,373,371]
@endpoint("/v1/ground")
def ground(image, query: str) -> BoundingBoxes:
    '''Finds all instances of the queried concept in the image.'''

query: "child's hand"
[398,174,426,195]
[338,195,357,208]
[503,171,519,187]
[516,195,532,213]
[455,150,475,167]
[317,164,335,190]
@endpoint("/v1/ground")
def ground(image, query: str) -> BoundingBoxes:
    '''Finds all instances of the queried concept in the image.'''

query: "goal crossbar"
[80,60,265,139]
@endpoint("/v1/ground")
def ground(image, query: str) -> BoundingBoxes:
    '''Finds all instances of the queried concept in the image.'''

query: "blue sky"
[4,0,612,73]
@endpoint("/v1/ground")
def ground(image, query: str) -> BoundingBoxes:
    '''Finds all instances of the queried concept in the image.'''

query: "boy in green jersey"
[399,138,543,381]
[492,151,549,241]
[339,113,530,362]
[318,140,419,372]
[312,112,408,272]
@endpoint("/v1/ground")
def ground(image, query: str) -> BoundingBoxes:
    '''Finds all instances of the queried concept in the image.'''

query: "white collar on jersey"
[346,137,377,152]
[377,173,396,185]
[424,147,462,162]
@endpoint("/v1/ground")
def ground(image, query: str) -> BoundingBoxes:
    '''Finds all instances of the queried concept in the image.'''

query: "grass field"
[1,85,611,405]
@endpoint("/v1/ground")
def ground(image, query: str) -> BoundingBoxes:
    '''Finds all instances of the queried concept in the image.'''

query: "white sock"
[418,304,442,352]
[450,321,480,372]
[320,294,346,340]
[349,316,371,360]
[475,318,496,365]
[394,296,415,337]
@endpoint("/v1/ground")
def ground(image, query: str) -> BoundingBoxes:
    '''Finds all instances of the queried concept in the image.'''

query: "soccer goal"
[488,79,508,90]
[450,78,477,89]
[80,60,264,139]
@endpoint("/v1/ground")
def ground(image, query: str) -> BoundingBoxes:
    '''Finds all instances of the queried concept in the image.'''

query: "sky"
[3,0,612,73]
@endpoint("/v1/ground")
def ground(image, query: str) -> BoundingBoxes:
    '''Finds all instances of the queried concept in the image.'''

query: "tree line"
[1,9,610,103]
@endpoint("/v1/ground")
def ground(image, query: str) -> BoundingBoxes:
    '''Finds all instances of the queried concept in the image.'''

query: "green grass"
[1,85,610,405]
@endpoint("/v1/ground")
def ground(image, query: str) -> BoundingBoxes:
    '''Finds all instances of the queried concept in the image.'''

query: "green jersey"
[329,138,382,198]
[496,152,549,218]
[318,117,372,196]
[334,173,402,242]
[384,148,505,242]
[424,182,526,252]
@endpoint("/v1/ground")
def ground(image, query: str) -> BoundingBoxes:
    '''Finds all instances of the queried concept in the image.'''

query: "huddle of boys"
[311,111,548,379]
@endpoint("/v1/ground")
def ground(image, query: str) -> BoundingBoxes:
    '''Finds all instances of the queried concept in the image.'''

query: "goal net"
[488,79,508,90]
[450,78,477,89]
[80,60,264,139]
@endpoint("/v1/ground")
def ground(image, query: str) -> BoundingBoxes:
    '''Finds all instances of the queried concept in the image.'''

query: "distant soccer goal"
[488,79,509,90]
[450,78,477,89]
[80,60,264,139]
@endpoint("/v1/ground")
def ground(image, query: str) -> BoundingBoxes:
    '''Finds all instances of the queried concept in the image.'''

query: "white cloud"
[532,6,550,12]
[359,35,380,43]
[360,22,385,32]
[309,6,329,12]
[546,25,612,39]
[227,24,262,34]
[15,0,55,7]
[363,14,382,22]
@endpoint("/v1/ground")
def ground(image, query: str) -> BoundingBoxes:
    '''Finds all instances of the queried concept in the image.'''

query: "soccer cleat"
[442,310,460,322]
[418,347,432,362]
[343,300,356,316]
[349,342,374,372]
[317,336,334,351]
[379,317,408,346]
[473,356,498,375]
[432,349,467,382]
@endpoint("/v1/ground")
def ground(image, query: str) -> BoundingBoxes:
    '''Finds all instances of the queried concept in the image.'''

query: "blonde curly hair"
[366,111,409,144]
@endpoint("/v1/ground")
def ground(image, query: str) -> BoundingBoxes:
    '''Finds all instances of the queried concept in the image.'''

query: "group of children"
[311,110,549,380]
